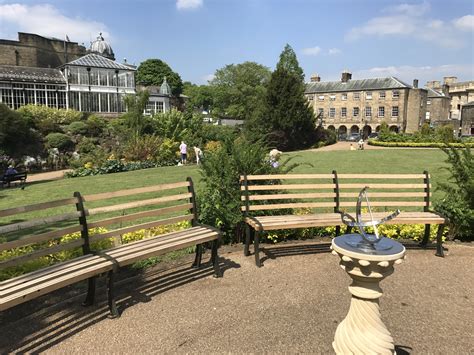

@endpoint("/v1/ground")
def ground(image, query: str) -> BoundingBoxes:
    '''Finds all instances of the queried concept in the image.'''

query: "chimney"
[442,84,449,96]
[443,76,457,85]
[341,70,352,83]
[413,79,418,88]
[310,73,321,82]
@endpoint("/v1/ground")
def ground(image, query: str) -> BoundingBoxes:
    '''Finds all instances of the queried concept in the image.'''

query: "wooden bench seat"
[244,213,343,231]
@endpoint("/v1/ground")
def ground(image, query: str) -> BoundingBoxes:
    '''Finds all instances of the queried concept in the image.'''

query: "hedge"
[368,140,474,148]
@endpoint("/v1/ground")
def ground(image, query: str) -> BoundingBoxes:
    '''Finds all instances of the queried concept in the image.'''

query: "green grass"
[0,148,450,218]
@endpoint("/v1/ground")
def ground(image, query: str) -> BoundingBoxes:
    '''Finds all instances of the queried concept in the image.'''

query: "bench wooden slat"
[336,174,427,179]
[241,184,336,191]
[83,182,190,202]
[242,202,336,211]
[0,238,85,269]
[0,211,82,235]
[0,197,78,218]
[87,193,192,215]
[240,174,334,181]
[339,192,427,198]
[339,201,428,207]
[89,215,194,243]
[87,203,193,229]
[338,183,429,189]
[241,192,337,201]
[0,224,83,252]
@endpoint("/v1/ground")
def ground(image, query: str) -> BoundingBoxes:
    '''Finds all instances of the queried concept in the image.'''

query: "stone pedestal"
[331,235,405,355]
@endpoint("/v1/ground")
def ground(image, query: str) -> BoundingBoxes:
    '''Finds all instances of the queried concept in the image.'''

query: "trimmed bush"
[45,132,74,151]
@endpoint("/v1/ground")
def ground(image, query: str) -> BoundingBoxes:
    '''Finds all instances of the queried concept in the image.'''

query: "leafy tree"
[0,104,43,158]
[256,44,316,150]
[136,59,183,96]
[182,81,215,112]
[209,61,271,121]
[122,90,150,136]
[45,133,74,152]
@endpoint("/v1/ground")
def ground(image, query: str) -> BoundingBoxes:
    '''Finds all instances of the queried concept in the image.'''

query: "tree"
[256,44,316,150]
[136,59,183,96]
[0,104,43,158]
[209,62,271,121]
[182,82,215,112]
[122,90,150,136]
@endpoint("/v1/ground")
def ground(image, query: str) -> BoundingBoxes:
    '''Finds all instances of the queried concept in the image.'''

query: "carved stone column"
[331,235,405,355]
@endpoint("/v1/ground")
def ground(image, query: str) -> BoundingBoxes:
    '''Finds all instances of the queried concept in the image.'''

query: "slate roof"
[0,65,65,83]
[425,87,449,98]
[65,54,135,71]
[305,77,412,94]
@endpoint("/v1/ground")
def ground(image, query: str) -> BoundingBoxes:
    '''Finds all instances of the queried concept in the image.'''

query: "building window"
[365,107,372,117]
[342,93,347,101]
[353,92,360,100]
[392,90,400,99]
[156,102,164,113]
[341,107,347,117]
[427,100,431,105]
[318,95,325,101]
[392,106,399,117]
[307,95,313,101]
[366,92,372,100]
[330,95,336,101]
[318,108,324,117]
[329,108,335,117]
[378,106,385,117]
[353,107,359,117]
[379,91,386,99]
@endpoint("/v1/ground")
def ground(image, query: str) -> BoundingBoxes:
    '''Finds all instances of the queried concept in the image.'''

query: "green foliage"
[435,145,474,240]
[210,61,271,121]
[368,140,474,148]
[199,124,239,144]
[123,134,162,161]
[65,159,162,178]
[122,90,151,136]
[153,109,203,145]
[257,45,317,150]
[45,132,74,152]
[85,115,107,137]
[136,58,183,96]
[198,136,293,242]
[182,82,215,111]
[67,121,88,135]
[378,124,457,144]
[0,104,43,158]
[18,104,83,135]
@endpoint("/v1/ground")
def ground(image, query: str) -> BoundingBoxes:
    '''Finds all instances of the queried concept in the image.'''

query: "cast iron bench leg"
[254,231,262,267]
[192,244,203,268]
[335,225,341,237]
[107,271,120,318]
[82,277,96,306]
[244,224,252,256]
[421,224,431,247]
[435,224,446,257]
[211,239,222,278]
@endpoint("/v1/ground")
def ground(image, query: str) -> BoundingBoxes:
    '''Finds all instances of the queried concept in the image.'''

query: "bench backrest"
[240,173,339,215]
[335,171,431,213]
[0,196,86,273]
[2,172,27,182]
[80,177,197,247]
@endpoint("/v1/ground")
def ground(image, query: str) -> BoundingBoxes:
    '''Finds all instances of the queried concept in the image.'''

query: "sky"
[0,0,473,86]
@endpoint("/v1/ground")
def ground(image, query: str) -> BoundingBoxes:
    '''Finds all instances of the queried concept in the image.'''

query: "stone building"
[305,72,427,138]
[138,77,172,116]
[424,86,451,127]
[460,101,474,135]
[0,32,87,68]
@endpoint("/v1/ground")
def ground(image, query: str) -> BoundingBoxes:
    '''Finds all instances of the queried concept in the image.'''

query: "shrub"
[435,145,474,240]
[85,115,107,137]
[45,132,74,152]
[67,121,88,135]
[123,134,162,161]
[368,140,474,148]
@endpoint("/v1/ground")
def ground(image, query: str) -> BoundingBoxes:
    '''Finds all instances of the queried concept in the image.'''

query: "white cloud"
[346,3,471,49]
[176,0,203,10]
[301,46,321,56]
[0,4,109,44]
[352,64,474,86]
[202,73,215,83]
[453,15,474,31]
[328,48,341,55]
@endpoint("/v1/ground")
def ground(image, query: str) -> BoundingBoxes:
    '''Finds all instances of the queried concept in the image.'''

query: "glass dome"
[90,33,115,60]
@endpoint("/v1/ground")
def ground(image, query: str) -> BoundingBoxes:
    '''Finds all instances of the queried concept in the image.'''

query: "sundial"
[331,187,406,355]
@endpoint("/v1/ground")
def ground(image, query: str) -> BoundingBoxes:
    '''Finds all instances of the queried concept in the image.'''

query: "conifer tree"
[258,44,316,150]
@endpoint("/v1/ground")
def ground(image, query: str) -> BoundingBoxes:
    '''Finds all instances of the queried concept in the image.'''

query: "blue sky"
[0,0,473,85]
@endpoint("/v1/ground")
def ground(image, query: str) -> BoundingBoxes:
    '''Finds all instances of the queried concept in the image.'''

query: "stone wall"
[406,88,427,133]
[0,33,87,68]
[427,97,450,124]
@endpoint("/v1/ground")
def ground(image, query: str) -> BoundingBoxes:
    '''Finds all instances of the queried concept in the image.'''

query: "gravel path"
[1,242,472,354]
[28,169,72,182]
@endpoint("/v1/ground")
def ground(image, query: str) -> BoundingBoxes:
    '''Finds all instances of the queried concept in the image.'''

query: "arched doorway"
[327,125,336,132]
[362,125,372,139]
[338,125,347,140]
[375,125,381,132]
[350,125,359,135]
[389,125,399,133]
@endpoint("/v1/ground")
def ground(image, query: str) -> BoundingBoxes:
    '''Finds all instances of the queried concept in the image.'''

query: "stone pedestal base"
[331,238,405,355]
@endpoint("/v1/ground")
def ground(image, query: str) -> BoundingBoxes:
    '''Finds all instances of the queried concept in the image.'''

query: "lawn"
[0,148,450,217]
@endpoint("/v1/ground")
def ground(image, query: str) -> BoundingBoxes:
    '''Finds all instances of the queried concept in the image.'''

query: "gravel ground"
[1,242,472,354]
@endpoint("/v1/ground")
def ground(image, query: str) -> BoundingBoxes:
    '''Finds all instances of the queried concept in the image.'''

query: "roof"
[65,54,134,71]
[305,77,412,94]
[425,87,449,99]
[0,65,65,84]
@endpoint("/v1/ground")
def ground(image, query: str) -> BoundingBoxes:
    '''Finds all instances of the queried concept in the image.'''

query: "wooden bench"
[1,172,27,188]
[0,177,221,317]
[241,171,447,267]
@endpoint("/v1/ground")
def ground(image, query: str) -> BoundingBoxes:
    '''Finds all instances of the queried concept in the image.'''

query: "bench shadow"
[395,344,412,354]
[0,256,239,353]
[260,243,332,264]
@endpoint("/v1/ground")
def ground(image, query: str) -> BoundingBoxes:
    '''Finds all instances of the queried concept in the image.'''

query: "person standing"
[193,146,202,165]
[179,141,187,165]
